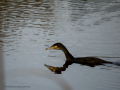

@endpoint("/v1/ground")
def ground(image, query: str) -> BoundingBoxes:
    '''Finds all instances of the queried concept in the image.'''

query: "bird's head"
[46,43,64,50]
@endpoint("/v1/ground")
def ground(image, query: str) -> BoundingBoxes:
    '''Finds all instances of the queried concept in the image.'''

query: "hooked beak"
[45,47,52,50]
[45,46,57,50]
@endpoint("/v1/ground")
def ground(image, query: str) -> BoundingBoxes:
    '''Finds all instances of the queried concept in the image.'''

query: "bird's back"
[72,57,112,67]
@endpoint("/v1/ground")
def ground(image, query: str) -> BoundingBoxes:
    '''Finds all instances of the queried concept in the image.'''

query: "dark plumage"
[46,42,113,67]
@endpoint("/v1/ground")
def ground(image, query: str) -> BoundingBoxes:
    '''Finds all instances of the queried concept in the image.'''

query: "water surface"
[0,0,120,90]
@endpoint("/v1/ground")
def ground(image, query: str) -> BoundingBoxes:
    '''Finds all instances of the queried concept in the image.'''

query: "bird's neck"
[61,46,74,60]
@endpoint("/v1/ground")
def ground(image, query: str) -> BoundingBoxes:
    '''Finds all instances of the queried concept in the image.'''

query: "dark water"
[0,0,120,90]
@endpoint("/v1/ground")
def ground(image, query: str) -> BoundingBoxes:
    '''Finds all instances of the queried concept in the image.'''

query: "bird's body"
[73,57,112,67]
[46,42,113,67]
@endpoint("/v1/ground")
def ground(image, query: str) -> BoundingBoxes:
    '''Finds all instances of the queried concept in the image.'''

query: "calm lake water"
[0,0,120,90]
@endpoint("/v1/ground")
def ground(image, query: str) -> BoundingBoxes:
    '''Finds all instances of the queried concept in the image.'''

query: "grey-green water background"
[0,0,120,90]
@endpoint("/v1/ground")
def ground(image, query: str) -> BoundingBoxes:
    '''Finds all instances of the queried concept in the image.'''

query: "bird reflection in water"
[45,42,114,74]
[45,60,73,74]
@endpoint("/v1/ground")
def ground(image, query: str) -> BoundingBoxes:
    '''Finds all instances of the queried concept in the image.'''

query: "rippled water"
[0,0,120,90]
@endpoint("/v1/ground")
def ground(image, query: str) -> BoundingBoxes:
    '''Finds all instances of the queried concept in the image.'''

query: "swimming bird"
[46,43,113,67]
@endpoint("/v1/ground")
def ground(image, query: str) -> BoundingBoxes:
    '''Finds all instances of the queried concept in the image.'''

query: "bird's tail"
[112,61,120,66]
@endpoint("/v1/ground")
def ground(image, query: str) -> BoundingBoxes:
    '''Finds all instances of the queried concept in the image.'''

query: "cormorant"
[46,42,113,67]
